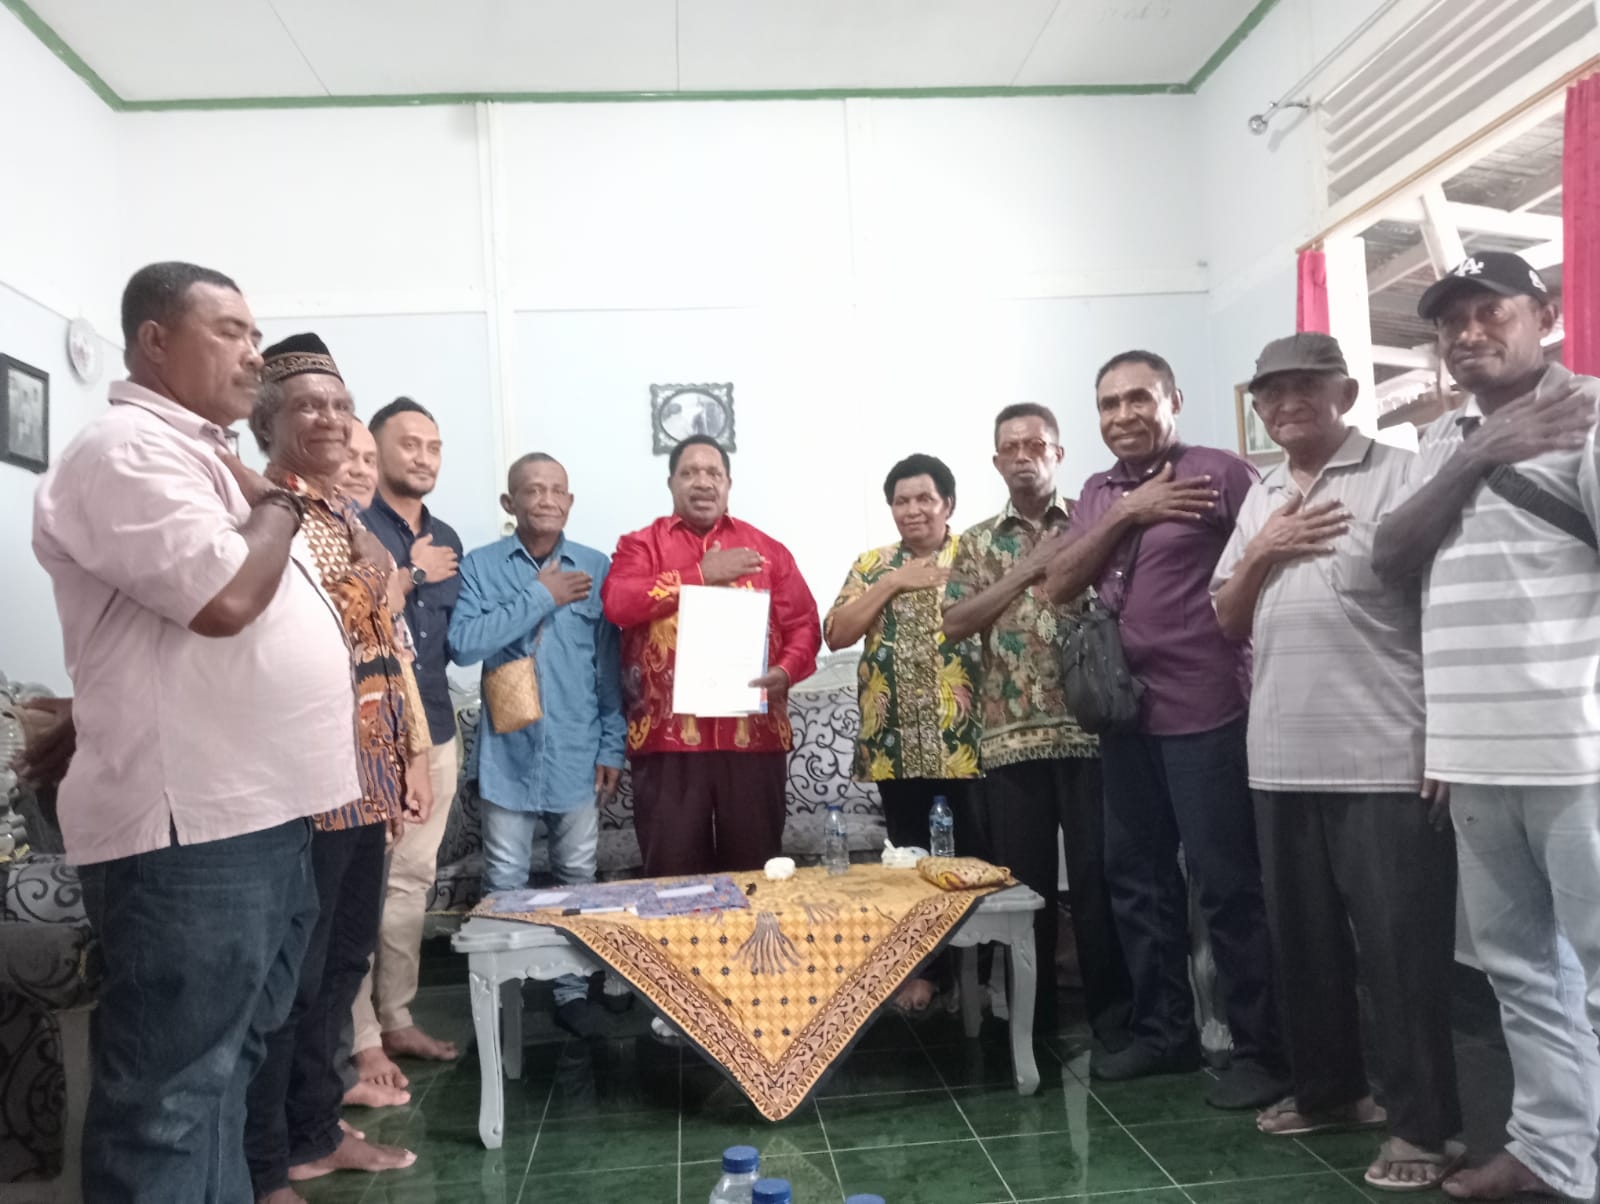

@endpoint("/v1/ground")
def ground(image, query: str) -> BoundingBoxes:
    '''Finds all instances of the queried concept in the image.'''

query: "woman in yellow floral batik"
[823,455,985,1015]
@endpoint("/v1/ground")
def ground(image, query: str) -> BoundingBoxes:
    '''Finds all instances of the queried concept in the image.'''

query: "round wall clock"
[66,318,102,385]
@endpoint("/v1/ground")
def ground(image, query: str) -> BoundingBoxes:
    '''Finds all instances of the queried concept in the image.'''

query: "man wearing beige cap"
[1212,332,1463,1191]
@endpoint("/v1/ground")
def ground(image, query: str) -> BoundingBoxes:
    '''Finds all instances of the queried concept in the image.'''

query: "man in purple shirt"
[1045,349,1285,1110]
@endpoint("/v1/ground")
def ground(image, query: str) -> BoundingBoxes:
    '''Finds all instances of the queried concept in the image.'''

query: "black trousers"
[984,758,1132,1042]
[245,821,387,1193]
[1100,718,1282,1068]
[876,778,989,860]
[1255,790,1461,1146]
[630,752,788,876]
[877,779,988,992]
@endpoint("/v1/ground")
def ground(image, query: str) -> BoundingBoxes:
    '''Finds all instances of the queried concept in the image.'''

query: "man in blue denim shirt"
[450,452,626,1037]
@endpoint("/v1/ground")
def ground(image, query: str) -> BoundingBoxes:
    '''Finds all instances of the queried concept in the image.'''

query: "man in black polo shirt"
[351,397,464,1079]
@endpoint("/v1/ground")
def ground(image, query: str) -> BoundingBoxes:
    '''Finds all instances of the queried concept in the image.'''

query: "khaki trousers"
[352,739,458,1052]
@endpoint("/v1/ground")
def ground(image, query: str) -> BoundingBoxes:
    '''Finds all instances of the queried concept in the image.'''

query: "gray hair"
[248,378,288,455]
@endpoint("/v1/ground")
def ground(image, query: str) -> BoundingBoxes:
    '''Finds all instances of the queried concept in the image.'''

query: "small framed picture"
[1,355,50,474]
[650,383,736,455]
[1234,381,1283,467]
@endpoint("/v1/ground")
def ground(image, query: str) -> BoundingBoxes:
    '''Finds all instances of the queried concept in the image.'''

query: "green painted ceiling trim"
[1186,0,1283,91]
[0,0,123,108]
[4,0,1276,111]
[117,82,1190,111]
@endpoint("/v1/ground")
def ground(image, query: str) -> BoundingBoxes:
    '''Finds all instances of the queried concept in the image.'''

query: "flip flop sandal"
[1257,1096,1388,1137]
[1364,1140,1468,1193]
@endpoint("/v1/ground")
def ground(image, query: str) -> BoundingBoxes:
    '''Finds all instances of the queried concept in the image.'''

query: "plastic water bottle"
[929,795,955,857]
[846,1196,887,1204]
[753,1180,792,1204]
[709,1145,760,1204]
[824,804,849,875]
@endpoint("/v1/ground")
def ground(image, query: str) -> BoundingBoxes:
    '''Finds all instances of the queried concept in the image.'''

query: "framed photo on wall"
[1,355,49,474]
[1234,381,1283,467]
[650,383,736,455]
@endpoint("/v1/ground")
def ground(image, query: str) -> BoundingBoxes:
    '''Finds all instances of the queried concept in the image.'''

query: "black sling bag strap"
[1483,465,1598,551]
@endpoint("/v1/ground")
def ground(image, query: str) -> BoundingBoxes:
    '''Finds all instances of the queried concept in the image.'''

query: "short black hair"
[506,451,560,492]
[992,403,1059,447]
[369,396,436,436]
[1095,349,1176,393]
[120,261,240,348]
[883,454,956,507]
[668,434,730,475]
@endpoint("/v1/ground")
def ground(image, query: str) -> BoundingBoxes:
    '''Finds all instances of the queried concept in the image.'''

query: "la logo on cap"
[1530,268,1546,290]
[1455,258,1484,277]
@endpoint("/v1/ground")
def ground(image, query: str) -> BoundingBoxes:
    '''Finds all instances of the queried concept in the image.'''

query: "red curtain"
[1296,248,1330,334]
[1566,73,1600,375]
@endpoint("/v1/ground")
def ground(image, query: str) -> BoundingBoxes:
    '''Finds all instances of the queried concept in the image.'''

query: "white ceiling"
[18,0,1266,103]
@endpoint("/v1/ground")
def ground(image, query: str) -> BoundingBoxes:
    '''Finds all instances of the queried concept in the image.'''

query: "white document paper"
[490,888,570,912]
[672,585,771,717]
[655,883,715,900]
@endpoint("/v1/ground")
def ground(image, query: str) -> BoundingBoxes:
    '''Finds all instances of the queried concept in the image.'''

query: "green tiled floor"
[299,953,1510,1204]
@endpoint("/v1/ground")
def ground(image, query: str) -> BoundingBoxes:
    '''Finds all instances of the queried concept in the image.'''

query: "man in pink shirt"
[32,262,361,1202]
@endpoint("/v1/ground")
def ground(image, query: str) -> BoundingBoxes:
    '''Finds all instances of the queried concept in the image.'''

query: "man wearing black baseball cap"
[1374,252,1600,1203]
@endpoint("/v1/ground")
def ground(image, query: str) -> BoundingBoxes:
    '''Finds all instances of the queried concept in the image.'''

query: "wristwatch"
[410,565,428,587]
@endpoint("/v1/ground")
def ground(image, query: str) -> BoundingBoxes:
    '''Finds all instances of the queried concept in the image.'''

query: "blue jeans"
[1453,783,1600,1199]
[482,800,598,1008]
[78,818,316,1203]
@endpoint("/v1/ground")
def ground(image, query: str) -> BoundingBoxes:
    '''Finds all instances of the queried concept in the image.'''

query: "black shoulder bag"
[1059,446,1193,734]
[1060,529,1145,736]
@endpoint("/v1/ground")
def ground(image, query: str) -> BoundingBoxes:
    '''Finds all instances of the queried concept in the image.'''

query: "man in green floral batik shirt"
[826,454,984,1015]
[943,404,1132,1052]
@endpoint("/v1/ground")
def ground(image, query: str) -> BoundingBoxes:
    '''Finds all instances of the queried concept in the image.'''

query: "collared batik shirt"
[943,492,1097,769]
[826,533,981,782]
[600,514,821,756]
[271,467,411,831]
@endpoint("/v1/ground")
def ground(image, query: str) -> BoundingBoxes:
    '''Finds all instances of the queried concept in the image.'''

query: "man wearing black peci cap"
[1373,251,1600,1203]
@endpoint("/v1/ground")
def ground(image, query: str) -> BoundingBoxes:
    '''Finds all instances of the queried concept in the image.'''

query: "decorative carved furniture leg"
[468,969,506,1150]
[1007,912,1040,1095]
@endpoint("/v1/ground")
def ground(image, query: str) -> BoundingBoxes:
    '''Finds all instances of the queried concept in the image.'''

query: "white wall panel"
[500,103,855,310]
[863,97,1208,298]
[114,106,486,305]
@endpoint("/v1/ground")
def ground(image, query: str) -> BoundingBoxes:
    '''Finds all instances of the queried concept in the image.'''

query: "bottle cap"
[753,1178,793,1204]
[721,1145,759,1174]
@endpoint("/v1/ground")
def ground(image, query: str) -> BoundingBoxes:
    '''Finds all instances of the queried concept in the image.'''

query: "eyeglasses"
[997,438,1057,459]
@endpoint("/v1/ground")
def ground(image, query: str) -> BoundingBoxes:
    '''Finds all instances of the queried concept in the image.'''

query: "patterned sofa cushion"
[0,856,96,1011]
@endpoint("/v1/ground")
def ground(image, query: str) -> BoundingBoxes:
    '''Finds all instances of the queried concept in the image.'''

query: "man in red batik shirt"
[602,434,821,876]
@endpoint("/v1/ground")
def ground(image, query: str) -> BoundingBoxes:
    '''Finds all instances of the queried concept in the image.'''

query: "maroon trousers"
[629,751,788,876]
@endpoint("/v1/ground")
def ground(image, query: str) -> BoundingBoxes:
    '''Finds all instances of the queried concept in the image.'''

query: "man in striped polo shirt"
[1373,251,1600,1203]
[1212,333,1462,1192]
